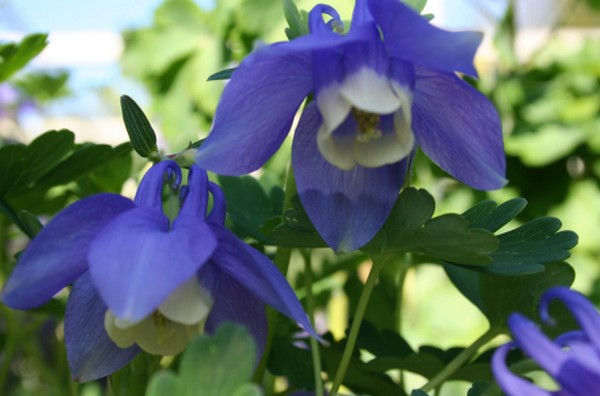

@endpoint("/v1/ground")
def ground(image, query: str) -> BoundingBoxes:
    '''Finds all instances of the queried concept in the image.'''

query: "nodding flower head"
[196,0,506,252]
[2,160,319,382]
[492,287,600,396]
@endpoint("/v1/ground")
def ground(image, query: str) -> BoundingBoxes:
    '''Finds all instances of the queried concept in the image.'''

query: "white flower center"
[315,67,414,170]
[104,277,213,355]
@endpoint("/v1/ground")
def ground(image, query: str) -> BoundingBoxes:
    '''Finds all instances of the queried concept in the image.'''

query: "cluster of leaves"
[120,0,285,147]
[120,0,353,149]
[0,34,69,112]
[251,185,577,395]
[0,130,132,238]
[0,34,48,83]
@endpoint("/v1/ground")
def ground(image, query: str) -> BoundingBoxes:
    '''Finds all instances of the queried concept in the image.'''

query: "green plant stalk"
[421,327,501,393]
[0,198,35,239]
[480,358,540,396]
[394,253,411,334]
[0,216,9,285]
[0,306,19,391]
[329,255,389,396]
[129,355,154,396]
[302,249,324,396]
[394,253,411,392]
[253,165,297,388]
[23,318,65,389]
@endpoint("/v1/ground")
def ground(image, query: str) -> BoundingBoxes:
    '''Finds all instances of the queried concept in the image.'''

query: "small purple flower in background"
[196,0,506,252]
[492,287,600,395]
[2,160,318,382]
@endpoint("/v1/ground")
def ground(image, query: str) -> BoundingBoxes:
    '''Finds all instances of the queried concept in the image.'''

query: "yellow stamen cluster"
[152,310,176,342]
[352,108,383,143]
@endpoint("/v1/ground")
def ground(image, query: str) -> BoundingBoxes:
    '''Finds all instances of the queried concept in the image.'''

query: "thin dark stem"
[329,255,389,396]
[253,164,296,389]
[421,328,501,392]
[302,249,324,396]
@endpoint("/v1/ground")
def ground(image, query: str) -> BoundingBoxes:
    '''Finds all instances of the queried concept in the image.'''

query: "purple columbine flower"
[2,160,318,382]
[492,287,600,395]
[196,0,506,252]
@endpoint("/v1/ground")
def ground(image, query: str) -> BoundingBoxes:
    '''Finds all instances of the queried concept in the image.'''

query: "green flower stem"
[394,254,411,393]
[0,306,19,391]
[302,249,324,396]
[480,359,540,396]
[253,165,297,389]
[421,327,501,393]
[394,253,411,334]
[0,216,9,283]
[23,320,64,389]
[329,255,389,396]
[0,198,35,239]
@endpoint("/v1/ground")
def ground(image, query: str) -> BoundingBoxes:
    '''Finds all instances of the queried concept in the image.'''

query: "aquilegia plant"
[2,160,317,382]
[492,287,600,396]
[196,0,506,251]
[1,2,591,396]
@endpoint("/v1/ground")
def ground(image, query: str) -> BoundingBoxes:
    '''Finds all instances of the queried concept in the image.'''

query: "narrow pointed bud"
[120,95,159,159]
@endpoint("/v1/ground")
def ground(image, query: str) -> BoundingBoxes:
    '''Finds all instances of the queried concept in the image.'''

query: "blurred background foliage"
[119,0,353,149]
[0,0,599,395]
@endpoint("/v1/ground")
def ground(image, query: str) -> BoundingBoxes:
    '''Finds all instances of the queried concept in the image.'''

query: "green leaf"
[446,195,578,323]
[267,337,315,390]
[0,34,48,82]
[396,214,498,265]
[356,321,414,359]
[207,67,236,81]
[218,174,283,243]
[467,381,493,396]
[364,188,498,266]
[15,130,74,190]
[402,0,428,13]
[586,0,600,9]
[231,384,263,396]
[345,274,396,330]
[0,144,27,197]
[271,195,327,248]
[179,323,257,396]
[481,261,575,327]
[462,198,527,232]
[37,144,114,187]
[446,261,575,327]
[145,324,259,396]
[15,71,70,102]
[0,198,34,238]
[0,134,132,234]
[283,0,309,40]
[320,335,402,396]
[488,217,578,275]
[411,390,430,396]
[112,354,161,396]
[120,95,158,158]
[0,130,74,198]
[146,371,181,396]
[461,199,578,276]
[236,0,284,37]
[18,210,43,237]
[364,345,493,384]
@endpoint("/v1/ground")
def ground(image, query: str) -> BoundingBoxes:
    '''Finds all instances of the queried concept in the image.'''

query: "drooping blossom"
[492,287,600,395]
[196,0,506,252]
[2,160,317,382]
